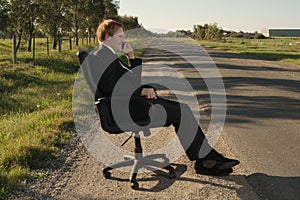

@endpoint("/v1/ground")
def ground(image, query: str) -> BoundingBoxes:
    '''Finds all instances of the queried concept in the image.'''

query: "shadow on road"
[217,63,300,72]
[206,49,300,64]
[143,47,300,124]
[107,169,300,200]
[246,173,300,200]
[107,163,187,192]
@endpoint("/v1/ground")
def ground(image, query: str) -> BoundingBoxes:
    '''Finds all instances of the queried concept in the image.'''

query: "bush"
[254,33,266,39]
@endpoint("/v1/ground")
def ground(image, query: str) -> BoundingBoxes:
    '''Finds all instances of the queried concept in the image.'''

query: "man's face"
[105,27,124,52]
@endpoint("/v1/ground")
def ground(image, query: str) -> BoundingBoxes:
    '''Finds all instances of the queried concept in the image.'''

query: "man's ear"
[105,33,111,41]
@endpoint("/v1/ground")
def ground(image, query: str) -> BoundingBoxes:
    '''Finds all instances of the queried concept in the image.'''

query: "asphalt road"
[206,48,300,199]
[142,39,300,199]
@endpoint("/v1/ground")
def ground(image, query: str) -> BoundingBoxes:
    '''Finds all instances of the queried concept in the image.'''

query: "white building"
[262,29,300,37]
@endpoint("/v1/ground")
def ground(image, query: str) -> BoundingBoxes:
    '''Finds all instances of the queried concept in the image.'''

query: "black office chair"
[77,50,176,189]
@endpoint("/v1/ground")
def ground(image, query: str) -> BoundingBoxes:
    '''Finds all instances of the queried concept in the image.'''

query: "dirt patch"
[14,131,258,199]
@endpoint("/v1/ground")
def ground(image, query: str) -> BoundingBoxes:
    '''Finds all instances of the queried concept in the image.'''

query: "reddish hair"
[96,19,123,42]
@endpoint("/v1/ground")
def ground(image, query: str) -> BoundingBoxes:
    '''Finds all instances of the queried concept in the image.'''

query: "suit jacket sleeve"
[129,58,156,96]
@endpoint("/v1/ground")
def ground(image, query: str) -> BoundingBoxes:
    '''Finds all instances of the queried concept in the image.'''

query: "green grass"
[0,37,148,198]
[0,38,84,198]
[196,37,300,66]
[172,37,300,66]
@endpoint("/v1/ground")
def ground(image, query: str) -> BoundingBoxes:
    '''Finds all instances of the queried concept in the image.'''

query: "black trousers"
[129,97,215,161]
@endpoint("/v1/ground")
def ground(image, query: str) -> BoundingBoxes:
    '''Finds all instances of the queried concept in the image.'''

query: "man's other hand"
[141,88,157,99]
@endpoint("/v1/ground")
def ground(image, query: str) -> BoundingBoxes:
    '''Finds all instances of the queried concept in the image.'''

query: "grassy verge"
[0,39,83,198]
[0,37,148,198]
[173,37,300,66]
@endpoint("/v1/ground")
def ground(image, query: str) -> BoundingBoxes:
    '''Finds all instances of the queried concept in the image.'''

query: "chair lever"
[121,132,133,146]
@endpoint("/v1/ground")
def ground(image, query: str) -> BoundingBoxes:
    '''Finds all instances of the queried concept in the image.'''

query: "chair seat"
[95,96,170,134]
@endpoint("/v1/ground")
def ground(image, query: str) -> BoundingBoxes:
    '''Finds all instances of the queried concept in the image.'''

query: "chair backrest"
[77,50,90,65]
[77,50,123,133]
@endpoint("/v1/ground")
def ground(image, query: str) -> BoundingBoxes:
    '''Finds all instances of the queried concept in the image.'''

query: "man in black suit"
[87,19,239,175]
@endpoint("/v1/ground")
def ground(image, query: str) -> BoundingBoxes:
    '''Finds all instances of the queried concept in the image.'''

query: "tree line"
[176,23,266,40]
[157,23,223,40]
[0,0,141,53]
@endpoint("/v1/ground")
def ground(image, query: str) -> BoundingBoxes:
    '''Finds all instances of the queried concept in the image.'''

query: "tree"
[84,0,106,44]
[104,0,119,19]
[3,0,43,51]
[6,0,30,51]
[192,24,206,40]
[117,15,140,30]
[81,0,119,44]
[25,1,41,51]
[37,0,69,50]
[175,30,192,38]
[58,0,119,46]
[254,33,265,39]
[192,23,223,41]
[2,0,137,52]
[0,1,9,39]
[205,23,223,40]
[64,0,88,47]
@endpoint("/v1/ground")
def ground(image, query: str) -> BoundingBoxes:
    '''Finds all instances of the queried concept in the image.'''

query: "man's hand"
[141,88,157,99]
[121,41,135,59]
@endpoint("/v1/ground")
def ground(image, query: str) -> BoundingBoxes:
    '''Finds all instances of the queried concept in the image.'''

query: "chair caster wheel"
[102,169,111,179]
[130,181,139,189]
[169,170,176,179]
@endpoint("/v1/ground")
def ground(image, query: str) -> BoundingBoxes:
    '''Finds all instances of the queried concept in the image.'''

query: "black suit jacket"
[83,45,152,101]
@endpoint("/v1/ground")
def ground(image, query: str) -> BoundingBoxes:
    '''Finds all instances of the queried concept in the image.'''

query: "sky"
[118,0,300,33]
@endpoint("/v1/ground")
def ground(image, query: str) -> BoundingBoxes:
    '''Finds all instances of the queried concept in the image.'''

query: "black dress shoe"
[214,157,240,170]
[194,162,233,176]
[201,150,240,170]
[195,156,239,171]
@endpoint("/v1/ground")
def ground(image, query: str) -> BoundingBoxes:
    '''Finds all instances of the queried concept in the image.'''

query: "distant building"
[262,29,300,37]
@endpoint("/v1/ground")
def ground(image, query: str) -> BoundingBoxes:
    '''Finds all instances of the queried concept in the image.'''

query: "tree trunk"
[16,28,23,52]
[75,29,79,47]
[58,36,62,53]
[13,33,17,64]
[46,37,49,56]
[75,33,79,47]
[69,37,72,50]
[27,22,34,52]
[74,9,79,48]
[87,27,91,44]
[53,32,57,50]
[28,35,32,52]
[32,33,35,65]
